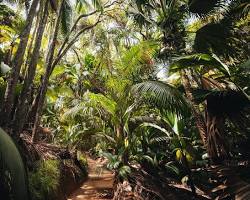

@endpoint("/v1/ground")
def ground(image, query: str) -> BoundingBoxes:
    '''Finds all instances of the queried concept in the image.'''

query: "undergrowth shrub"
[77,151,88,169]
[29,159,60,200]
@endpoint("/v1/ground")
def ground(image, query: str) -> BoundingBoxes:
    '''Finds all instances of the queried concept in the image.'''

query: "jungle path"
[67,156,114,200]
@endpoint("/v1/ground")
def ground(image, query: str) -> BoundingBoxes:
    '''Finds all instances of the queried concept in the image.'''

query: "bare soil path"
[67,157,114,200]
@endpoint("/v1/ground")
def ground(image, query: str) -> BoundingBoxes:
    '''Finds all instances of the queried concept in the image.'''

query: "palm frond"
[140,122,172,138]
[210,165,250,199]
[118,41,157,76]
[194,22,239,58]
[225,0,250,20]
[149,136,170,144]
[188,0,222,16]
[169,53,230,75]
[132,81,190,116]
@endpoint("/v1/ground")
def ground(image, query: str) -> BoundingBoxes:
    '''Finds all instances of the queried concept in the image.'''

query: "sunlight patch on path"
[67,157,114,200]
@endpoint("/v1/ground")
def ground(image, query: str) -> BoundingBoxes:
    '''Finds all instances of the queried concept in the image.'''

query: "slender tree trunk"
[28,86,41,122]
[0,0,39,126]
[31,0,64,142]
[22,16,40,77]
[181,70,207,146]
[13,0,49,138]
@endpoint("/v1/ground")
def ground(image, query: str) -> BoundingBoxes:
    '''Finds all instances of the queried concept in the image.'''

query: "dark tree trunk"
[0,0,39,126]
[181,70,207,146]
[28,85,41,123]
[13,0,49,138]
[206,109,229,162]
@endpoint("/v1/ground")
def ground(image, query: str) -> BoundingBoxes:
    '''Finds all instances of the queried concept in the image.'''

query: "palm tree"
[130,0,250,161]
[134,53,250,161]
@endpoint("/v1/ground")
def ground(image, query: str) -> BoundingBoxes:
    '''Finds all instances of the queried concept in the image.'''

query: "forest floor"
[67,156,114,200]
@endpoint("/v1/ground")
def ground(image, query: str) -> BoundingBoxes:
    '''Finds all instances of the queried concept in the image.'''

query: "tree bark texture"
[181,70,208,147]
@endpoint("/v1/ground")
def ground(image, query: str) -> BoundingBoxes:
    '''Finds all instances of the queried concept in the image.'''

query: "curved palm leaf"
[0,128,28,200]
[225,0,250,20]
[149,136,170,144]
[140,122,172,137]
[132,81,190,116]
[169,53,230,75]
[188,0,222,16]
[194,23,236,57]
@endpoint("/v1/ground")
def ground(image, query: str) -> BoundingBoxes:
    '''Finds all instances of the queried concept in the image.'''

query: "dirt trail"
[67,157,114,200]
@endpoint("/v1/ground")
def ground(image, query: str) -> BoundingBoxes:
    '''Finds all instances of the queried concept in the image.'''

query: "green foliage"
[88,92,117,116]
[194,23,234,57]
[29,160,60,200]
[102,152,131,179]
[118,165,131,179]
[102,152,121,169]
[57,123,87,147]
[132,81,190,117]
[77,151,88,169]
[169,53,230,75]
[84,53,96,70]
[118,41,157,76]
[0,4,25,30]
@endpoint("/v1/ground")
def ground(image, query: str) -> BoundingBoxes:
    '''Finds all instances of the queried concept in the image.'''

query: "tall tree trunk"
[0,0,39,126]
[31,0,64,142]
[22,16,40,77]
[206,112,229,161]
[13,0,49,138]
[181,70,207,147]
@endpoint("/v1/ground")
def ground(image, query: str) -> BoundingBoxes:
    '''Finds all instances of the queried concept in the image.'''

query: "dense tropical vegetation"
[0,0,249,199]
